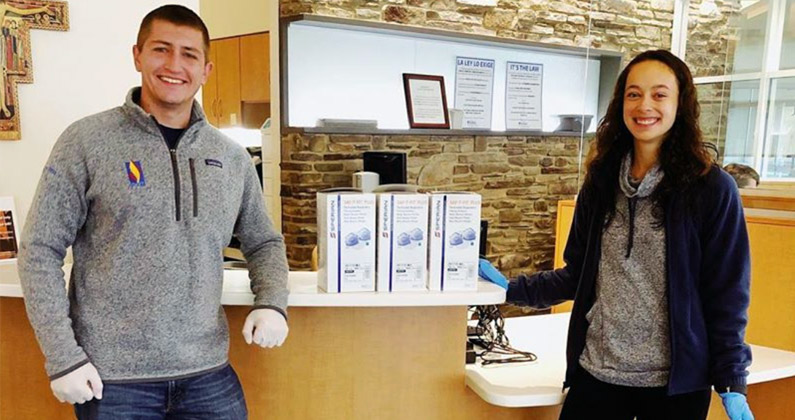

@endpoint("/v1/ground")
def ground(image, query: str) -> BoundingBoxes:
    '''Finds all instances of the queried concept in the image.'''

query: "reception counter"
[4,197,791,419]
[466,313,795,419]
[0,265,505,307]
[3,265,565,420]
[739,188,795,211]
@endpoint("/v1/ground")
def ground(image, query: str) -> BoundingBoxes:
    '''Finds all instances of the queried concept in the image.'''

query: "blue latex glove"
[719,392,754,420]
[478,258,508,290]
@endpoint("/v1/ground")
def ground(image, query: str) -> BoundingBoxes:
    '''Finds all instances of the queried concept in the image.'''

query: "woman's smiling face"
[622,60,680,148]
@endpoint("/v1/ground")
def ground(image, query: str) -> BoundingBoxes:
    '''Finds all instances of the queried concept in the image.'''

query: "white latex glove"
[50,362,103,404]
[242,308,288,348]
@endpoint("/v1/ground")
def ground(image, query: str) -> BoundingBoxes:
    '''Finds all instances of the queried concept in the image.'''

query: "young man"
[18,5,288,419]
[724,163,760,189]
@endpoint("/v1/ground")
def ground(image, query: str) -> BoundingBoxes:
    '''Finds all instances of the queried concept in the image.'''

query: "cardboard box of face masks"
[377,193,429,292]
[317,190,376,293]
[428,192,481,291]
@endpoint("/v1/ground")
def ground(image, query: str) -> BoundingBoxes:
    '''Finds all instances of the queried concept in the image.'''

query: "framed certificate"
[402,73,450,129]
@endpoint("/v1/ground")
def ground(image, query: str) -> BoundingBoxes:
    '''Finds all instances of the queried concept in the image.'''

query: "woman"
[482,50,754,420]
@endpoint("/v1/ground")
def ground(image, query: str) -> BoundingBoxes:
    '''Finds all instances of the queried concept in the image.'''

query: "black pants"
[559,368,711,420]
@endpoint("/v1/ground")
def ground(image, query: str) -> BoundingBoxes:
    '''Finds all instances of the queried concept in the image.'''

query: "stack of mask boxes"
[317,189,481,293]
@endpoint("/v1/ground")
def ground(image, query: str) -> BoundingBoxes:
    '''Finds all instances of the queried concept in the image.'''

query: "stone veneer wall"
[685,0,746,78]
[278,0,678,274]
[281,133,584,275]
[281,0,676,54]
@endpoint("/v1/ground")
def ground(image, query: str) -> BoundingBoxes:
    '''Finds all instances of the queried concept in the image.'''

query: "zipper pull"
[189,158,198,218]
[169,148,181,221]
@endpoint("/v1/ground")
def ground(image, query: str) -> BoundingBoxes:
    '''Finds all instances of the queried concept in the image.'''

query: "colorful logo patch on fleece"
[125,161,146,187]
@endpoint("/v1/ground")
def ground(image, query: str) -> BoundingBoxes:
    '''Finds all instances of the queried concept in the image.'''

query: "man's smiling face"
[133,19,212,115]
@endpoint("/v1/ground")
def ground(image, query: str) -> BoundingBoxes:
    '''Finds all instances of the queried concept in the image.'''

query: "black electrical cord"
[469,305,537,366]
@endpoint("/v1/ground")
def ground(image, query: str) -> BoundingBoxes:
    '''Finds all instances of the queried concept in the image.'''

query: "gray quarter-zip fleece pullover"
[18,88,289,382]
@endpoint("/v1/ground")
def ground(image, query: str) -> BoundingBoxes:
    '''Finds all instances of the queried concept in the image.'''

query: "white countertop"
[0,262,505,307]
[465,312,795,408]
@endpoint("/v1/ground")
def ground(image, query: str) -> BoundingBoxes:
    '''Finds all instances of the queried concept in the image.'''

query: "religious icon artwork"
[0,1,68,140]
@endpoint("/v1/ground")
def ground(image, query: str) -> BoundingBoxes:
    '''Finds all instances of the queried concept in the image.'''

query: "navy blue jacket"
[507,166,752,395]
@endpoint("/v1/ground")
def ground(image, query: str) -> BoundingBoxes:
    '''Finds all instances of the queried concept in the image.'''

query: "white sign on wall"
[505,61,543,131]
[454,57,495,130]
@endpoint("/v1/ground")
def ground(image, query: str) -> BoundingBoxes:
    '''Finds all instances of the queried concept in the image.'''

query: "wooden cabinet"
[216,37,242,127]
[203,44,219,126]
[203,37,241,127]
[202,33,269,128]
[240,33,270,103]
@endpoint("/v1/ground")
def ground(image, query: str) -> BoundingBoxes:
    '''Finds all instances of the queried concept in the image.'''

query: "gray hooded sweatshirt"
[18,88,289,382]
[579,152,671,387]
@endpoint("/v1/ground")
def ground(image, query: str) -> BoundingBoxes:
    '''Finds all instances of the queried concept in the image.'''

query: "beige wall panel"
[200,0,270,39]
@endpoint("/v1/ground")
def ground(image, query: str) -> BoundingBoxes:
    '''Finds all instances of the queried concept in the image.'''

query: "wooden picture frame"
[402,73,450,129]
[0,1,70,141]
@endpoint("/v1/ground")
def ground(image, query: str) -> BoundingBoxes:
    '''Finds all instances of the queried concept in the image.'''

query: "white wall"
[0,0,199,234]
[200,0,271,39]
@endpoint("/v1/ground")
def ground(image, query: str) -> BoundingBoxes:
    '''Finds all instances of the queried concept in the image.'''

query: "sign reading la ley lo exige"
[0,1,69,141]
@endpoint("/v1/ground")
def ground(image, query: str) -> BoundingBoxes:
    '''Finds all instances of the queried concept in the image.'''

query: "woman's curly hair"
[583,49,713,226]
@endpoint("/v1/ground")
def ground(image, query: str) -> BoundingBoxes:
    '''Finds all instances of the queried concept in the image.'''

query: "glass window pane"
[724,80,761,166]
[686,0,769,77]
[698,82,732,158]
[761,77,795,179]
[730,1,769,73]
[780,0,795,70]
[699,80,760,167]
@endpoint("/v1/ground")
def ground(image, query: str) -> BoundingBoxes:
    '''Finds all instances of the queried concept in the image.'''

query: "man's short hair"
[723,163,760,188]
[137,5,210,60]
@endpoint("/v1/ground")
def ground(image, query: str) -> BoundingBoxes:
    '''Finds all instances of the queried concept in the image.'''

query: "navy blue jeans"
[74,364,247,420]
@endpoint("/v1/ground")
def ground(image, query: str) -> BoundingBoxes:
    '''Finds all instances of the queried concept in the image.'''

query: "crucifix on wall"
[0,0,68,141]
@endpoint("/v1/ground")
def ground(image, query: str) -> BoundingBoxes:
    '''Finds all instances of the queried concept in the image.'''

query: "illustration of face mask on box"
[397,228,424,248]
[449,228,476,247]
[345,228,372,248]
